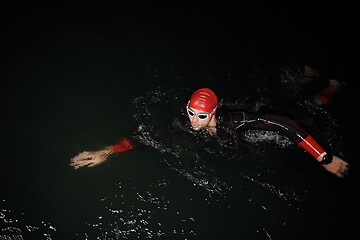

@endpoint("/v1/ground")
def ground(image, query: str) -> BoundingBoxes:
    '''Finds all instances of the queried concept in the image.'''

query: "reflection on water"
[80,181,198,239]
[1,199,56,240]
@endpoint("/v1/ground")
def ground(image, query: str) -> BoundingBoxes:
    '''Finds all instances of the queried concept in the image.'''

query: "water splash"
[131,87,314,201]
[75,84,346,239]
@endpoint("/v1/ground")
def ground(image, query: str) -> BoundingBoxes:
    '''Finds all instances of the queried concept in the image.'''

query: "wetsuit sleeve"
[313,90,335,104]
[112,138,135,153]
[230,112,326,159]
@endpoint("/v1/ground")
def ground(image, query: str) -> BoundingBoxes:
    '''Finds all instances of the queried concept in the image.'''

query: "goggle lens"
[186,108,210,120]
[198,114,209,120]
[187,108,195,117]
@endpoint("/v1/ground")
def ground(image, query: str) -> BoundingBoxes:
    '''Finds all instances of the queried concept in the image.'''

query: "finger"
[71,156,94,164]
[87,162,99,168]
[74,157,94,162]
[338,165,349,177]
[336,171,344,178]
[70,163,80,169]
[73,164,80,170]
[341,165,349,176]
[71,160,92,169]
[70,156,84,163]
[71,152,92,160]
[340,162,349,172]
[70,161,83,169]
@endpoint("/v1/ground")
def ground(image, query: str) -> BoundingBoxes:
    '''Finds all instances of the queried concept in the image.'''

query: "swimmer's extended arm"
[232,112,349,177]
[298,135,349,178]
[70,138,135,169]
[262,115,349,178]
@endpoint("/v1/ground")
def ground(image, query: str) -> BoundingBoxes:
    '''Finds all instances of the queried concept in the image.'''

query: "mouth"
[191,124,200,130]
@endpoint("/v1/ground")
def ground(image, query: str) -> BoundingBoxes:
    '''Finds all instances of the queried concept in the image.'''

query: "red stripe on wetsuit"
[112,138,135,153]
[313,90,334,104]
[264,114,326,159]
[296,135,325,159]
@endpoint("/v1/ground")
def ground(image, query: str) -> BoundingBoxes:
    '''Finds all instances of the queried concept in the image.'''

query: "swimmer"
[70,88,349,178]
[278,62,346,105]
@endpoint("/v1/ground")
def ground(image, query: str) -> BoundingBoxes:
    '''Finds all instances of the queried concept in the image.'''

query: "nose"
[190,115,198,123]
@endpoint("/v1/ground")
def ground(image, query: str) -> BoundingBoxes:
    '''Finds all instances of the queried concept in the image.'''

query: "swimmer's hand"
[70,146,113,169]
[321,155,349,178]
[326,79,345,93]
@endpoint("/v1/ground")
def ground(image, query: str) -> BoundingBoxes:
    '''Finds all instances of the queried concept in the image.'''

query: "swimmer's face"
[187,107,214,131]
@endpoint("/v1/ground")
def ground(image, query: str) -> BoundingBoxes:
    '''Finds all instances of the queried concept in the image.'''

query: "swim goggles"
[186,102,217,120]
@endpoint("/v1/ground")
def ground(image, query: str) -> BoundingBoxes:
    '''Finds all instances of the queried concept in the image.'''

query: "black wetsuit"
[117,109,324,159]
[216,110,308,145]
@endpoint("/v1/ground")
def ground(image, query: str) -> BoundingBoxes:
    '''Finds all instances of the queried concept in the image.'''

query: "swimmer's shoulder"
[216,108,246,124]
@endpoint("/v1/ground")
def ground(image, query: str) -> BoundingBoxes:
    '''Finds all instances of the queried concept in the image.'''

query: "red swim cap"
[189,88,218,113]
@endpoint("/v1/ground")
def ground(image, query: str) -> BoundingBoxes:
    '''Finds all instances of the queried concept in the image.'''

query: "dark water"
[2,3,358,240]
